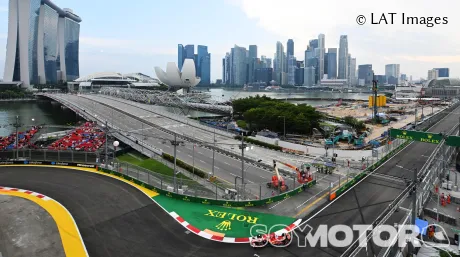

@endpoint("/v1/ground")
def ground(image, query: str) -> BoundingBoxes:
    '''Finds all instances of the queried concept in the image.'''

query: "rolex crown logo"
[402,131,407,135]
[427,134,432,139]
[216,220,231,231]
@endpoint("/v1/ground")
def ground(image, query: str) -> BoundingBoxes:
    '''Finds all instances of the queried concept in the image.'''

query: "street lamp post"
[113,140,119,165]
[212,129,216,176]
[13,116,20,160]
[104,120,109,168]
[240,133,246,185]
[170,132,183,192]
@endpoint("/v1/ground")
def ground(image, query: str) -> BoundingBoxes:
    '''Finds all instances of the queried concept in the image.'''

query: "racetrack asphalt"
[0,166,300,257]
[289,105,460,257]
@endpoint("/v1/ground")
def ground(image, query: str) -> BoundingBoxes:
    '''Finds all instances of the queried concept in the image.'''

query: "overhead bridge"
[100,87,233,115]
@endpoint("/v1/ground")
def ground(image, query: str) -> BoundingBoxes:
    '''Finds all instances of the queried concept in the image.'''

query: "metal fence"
[345,101,460,257]
[0,149,100,163]
[2,148,312,201]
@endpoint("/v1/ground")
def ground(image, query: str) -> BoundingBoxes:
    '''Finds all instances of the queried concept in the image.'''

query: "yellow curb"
[0,189,88,257]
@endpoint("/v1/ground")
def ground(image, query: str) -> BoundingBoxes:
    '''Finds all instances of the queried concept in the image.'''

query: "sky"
[0,0,459,82]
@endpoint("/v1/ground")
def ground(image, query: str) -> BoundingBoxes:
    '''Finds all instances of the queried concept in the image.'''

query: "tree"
[235,96,323,135]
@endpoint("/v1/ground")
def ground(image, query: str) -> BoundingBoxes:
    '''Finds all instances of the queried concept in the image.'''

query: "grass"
[116,151,190,180]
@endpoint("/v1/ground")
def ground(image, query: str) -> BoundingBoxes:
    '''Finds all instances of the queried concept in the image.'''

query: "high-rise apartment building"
[4,0,81,86]
[385,64,400,85]
[318,34,325,80]
[338,35,348,79]
[327,48,337,79]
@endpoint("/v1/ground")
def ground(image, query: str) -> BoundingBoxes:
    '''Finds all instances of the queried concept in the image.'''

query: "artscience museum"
[154,59,200,91]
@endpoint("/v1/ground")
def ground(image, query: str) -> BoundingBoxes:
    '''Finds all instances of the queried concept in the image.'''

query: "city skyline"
[0,0,458,82]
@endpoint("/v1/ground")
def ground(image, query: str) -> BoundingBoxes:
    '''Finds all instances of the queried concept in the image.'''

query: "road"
[48,93,300,198]
[282,104,460,257]
[65,93,316,166]
[0,166,298,257]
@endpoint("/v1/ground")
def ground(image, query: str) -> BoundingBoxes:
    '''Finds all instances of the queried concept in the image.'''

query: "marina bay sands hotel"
[3,0,81,88]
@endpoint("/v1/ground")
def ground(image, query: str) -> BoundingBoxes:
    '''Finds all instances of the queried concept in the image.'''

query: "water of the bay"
[0,100,83,137]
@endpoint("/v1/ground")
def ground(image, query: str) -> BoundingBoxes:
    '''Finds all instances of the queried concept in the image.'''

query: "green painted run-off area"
[154,195,296,238]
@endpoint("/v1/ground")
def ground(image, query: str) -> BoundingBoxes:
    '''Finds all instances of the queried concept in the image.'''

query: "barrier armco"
[97,167,317,207]
[0,161,316,207]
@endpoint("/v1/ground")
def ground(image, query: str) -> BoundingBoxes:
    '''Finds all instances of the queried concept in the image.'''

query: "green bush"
[234,135,283,151]
[236,120,247,129]
[162,153,208,179]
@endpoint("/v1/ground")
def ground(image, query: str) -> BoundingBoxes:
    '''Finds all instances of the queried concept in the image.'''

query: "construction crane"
[273,160,313,185]
[267,160,288,192]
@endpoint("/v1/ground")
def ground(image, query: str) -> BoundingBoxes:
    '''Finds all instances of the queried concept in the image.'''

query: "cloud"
[80,36,176,55]
[230,0,460,77]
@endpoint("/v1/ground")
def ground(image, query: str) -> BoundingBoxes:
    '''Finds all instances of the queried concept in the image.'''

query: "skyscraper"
[304,66,315,87]
[434,68,449,77]
[287,39,294,58]
[309,39,318,50]
[178,44,185,71]
[385,64,400,84]
[428,69,439,80]
[197,45,208,77]
[318,34,325,80]
[231,45,247,86]
[327,48,337,79]
[249,45,258,59]
[185,45,194,59]
[287,55,296,85]
[275,41,285,83]
[295,61,304,85]
[200,53,211,85]
[4,0,81,86]
[223,52,231,84]
[358,64,373,85]
[349,57,357,86]
[338,35,348,79]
